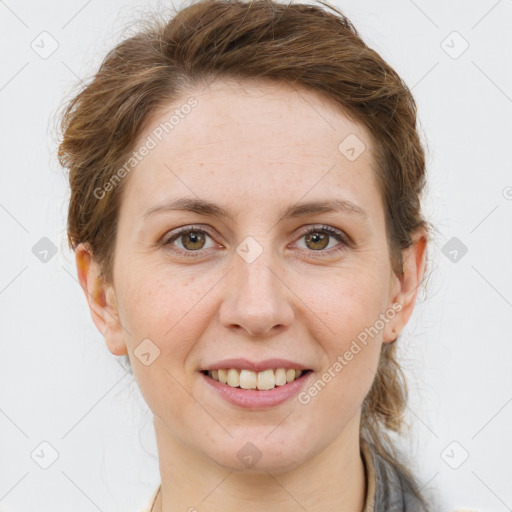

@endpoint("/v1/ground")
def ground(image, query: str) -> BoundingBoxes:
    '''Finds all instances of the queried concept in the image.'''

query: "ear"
[382,227,428,344]
[75,243,127,356]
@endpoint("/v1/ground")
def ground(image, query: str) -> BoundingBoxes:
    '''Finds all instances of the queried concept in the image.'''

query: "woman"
[58,0,432,510]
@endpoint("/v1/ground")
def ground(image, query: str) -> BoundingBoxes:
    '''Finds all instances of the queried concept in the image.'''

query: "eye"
[294,225,349,256]
[162,226,217,256]
[161,224,350,258]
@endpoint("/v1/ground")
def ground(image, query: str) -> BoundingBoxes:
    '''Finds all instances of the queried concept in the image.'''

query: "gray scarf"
[368,444,431,511]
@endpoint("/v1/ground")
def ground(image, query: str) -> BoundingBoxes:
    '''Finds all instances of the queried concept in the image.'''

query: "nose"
[219,247,295,337]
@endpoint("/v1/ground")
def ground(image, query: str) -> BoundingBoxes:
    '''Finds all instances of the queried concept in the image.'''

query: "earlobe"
[382,228,428,344]
[74,243,128,356]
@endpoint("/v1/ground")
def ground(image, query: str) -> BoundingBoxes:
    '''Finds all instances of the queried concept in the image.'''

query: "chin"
[204,432,312,474]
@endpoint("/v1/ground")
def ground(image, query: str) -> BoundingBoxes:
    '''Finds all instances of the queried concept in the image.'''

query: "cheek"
[117,271,212,414]
[304,266,389,346]
[116,266,223,392]
[118,267,206,341]
[297,268,386,407]
[298,317,382,437]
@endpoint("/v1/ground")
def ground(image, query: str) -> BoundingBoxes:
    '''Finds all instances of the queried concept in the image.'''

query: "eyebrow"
[142,197,368,222]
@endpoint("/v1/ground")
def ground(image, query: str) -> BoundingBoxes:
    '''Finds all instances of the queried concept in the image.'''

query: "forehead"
[121,78,382,222]
[152,78,373,159]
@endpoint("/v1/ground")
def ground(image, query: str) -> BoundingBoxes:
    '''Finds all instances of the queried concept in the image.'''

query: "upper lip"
[201,358,311,373]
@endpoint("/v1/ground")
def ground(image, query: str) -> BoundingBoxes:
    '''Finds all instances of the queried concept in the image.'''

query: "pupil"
[185,231,204,250]
[306,232,327,250]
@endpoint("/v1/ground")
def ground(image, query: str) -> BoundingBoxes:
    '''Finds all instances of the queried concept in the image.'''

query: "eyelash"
[161,224,350,259]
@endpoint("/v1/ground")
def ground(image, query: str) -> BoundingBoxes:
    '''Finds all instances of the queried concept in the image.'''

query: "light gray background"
[1,0,511,510]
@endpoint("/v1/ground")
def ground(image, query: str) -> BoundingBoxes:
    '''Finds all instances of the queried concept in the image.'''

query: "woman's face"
[83,78,422,473]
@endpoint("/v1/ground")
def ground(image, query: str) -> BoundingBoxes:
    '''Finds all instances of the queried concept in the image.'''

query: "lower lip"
[200,371,313,409]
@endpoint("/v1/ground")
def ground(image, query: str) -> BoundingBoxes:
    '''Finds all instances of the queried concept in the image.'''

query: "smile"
[200,367,313,409]
[202,368,312,391]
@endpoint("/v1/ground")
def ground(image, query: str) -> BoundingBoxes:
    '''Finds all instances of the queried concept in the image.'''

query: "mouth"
[200,368,313,391]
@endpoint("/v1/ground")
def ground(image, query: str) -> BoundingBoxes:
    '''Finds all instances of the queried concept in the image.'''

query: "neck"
[151,414,367,512]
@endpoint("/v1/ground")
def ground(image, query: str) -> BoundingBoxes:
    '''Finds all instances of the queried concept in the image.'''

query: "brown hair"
[58,0,431,504]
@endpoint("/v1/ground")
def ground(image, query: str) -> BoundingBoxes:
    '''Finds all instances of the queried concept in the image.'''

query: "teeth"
[275,368,287,386]
[257,369,275,390]
[218,369,228,384]
[227,368,239,387]
[239,369,256,389]
[206,368,307,390]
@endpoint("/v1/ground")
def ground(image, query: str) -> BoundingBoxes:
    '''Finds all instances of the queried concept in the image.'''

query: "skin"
[76,78,427,512]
